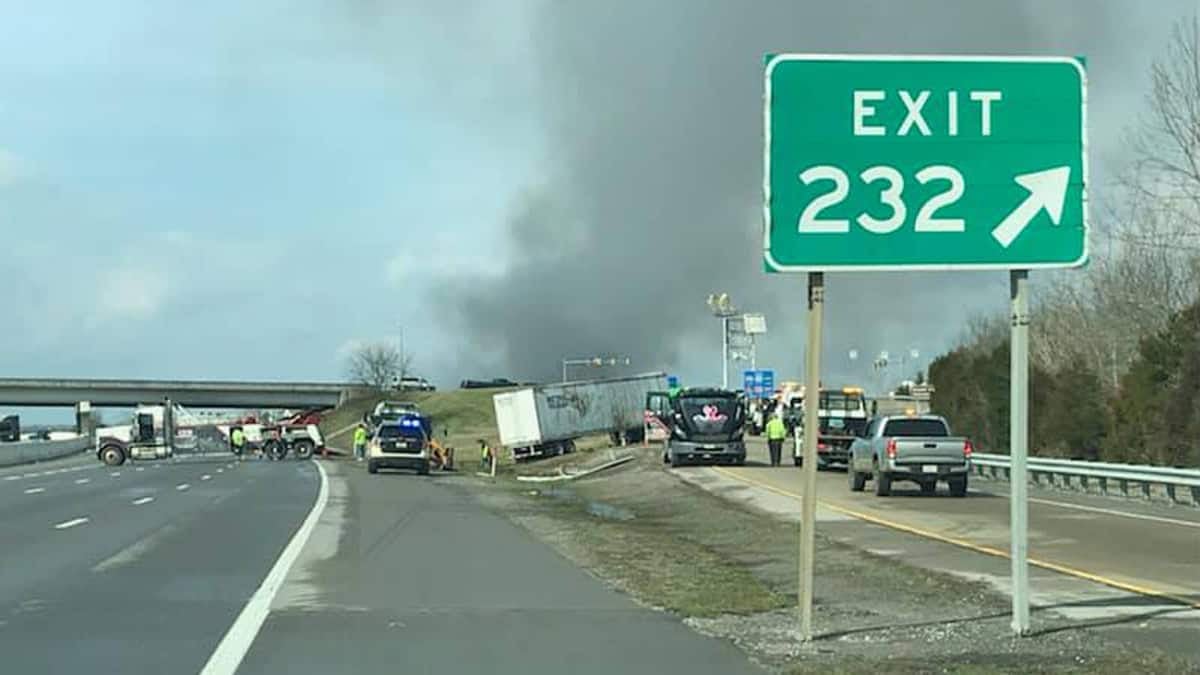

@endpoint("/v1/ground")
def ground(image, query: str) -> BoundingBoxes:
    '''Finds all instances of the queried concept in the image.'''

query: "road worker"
[765,413,787,467]
[479,439,494,472]
[230,426,246,461]
[353,424,369,462]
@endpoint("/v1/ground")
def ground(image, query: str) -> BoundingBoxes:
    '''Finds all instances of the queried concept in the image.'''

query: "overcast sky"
[1,0,1194,414]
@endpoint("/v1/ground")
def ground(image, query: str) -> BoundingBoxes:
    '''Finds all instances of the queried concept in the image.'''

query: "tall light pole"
[397,323,407,378]
[873,347,920,394]
[707,293,738,389]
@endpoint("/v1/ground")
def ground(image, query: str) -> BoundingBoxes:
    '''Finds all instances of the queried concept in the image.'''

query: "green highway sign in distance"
[763,55,1087,272]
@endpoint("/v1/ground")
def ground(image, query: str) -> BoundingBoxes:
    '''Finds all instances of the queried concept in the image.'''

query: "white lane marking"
[216,468,224,474]
[110,472,121,477]
[54,517,89,530]
[201,474,212,481]
[200,461,329,675]
[75,478,90,485]
[22,473,36,479]
[136,467,145,472]
[1028,495,1200,530]
[176,483,190,491]
[24,487,45,495]
[132,496,154,506]
[4,476,20,481]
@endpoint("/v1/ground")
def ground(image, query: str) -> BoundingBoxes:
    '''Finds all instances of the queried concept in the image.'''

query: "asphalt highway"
[1,453,761,674]
[236,460,761,675]
[718,438,1200,606]
[0,453,320,674]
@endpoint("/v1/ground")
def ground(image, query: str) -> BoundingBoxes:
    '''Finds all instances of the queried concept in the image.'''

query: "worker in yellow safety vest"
[353,424,369,462]
[765,414,787,467]
[230,427,246,461]
[479,439,493,471]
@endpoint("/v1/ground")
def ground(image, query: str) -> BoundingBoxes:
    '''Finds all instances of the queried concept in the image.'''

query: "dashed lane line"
[54,517,89,530]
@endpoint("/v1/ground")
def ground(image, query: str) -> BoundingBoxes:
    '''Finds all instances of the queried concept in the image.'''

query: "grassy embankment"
[317,387,612,467]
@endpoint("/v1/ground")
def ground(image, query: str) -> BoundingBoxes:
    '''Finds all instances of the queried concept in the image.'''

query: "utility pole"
[397,323,407,379]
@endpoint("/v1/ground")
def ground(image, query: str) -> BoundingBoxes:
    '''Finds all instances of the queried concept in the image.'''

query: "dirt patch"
[468,450,1199,674]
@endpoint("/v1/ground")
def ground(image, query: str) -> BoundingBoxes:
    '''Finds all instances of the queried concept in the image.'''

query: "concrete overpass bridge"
[0,378,351,409]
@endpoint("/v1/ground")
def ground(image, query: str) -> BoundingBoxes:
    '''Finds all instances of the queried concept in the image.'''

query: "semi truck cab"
[665,388,747,467]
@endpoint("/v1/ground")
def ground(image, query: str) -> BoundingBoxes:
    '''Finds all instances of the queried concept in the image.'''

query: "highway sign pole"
[799,271,823,642]
[722,316,730,389]
[1009,269,1031,635]
[764,54,1088,643]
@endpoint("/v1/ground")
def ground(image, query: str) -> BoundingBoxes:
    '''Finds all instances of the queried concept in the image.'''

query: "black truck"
[663,388,747,467]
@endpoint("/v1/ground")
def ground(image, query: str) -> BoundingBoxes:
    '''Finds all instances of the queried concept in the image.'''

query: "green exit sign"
[763,55,1088,272]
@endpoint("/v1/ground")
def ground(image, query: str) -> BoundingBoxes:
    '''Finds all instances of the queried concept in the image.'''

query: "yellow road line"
[711,466,1200,610]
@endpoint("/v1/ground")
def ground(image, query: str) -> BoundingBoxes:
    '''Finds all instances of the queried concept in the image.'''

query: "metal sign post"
[798,272,823,641]
[1009,269,1031,634]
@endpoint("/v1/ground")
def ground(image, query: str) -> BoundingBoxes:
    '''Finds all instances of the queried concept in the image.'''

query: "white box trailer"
[493,372,667,461]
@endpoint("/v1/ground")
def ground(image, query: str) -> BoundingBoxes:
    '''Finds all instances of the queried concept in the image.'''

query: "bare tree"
[1126,15,1200,225]
[345,341,413,390]
[1029,14,1200,388]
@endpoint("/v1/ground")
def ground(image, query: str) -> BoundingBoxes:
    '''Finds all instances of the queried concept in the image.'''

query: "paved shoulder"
[239,462,762,674]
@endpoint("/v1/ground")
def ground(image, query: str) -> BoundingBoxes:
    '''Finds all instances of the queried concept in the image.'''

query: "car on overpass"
[392,375,435,391]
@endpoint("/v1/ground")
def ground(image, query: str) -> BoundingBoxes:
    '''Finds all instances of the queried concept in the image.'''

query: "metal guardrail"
[971,452,1200,506]
[0,435,92,467]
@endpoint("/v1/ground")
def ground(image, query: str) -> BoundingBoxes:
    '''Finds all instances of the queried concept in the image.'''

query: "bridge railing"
[971,452,1200,507]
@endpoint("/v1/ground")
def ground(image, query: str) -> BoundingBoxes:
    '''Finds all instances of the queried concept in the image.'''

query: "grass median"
[468,449,1199,674]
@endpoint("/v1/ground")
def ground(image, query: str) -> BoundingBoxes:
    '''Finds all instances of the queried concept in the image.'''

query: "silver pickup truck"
[847,414,972,497]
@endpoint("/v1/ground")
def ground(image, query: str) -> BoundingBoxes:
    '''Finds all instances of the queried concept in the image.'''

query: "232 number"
[797,165,965,234]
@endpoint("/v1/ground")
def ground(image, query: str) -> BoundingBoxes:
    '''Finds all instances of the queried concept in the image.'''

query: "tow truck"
[793,386,869,469]
[219,409,327,460]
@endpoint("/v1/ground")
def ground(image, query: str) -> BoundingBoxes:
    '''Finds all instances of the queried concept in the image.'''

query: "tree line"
[929,16,1200,468]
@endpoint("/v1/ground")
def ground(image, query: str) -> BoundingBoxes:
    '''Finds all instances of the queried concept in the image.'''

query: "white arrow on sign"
[991,166,1071,249]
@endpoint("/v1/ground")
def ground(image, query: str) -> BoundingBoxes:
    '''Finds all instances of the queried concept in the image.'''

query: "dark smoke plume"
[433,0,1178,386]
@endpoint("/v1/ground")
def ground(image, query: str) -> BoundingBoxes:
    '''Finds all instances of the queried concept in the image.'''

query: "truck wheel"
[669,454,683,468]
[292,440,314,460]
[874,468,892,497]
[100,445,126,467]
[949,476,968,497]
[662,451,670,464]
[418,460,431,476]
[367,460,378,474]
[848,469,866,492]
[264,440,287,461]
[920,480,937,495]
